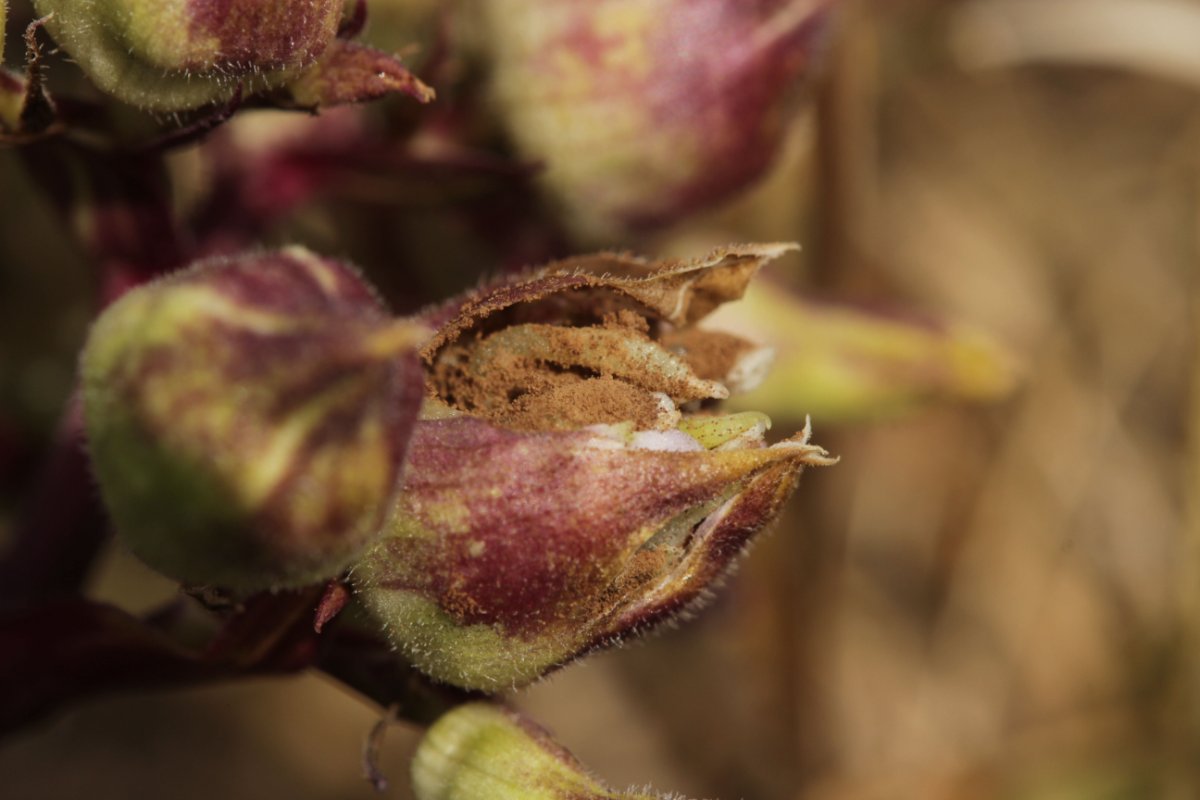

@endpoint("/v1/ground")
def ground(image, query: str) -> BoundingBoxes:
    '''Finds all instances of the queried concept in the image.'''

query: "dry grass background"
[3,0,1200,797]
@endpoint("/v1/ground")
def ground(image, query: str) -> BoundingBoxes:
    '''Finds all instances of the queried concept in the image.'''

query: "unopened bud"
[82,247,425,590]
[474,0,834,240]
[413,703,667,800]
[33,0,431,111]
[706,280,1022,421]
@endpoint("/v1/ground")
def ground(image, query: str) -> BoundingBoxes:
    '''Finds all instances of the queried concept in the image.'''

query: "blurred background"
[3,0,1200,797]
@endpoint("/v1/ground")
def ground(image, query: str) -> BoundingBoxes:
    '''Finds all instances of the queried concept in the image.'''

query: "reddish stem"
[0,395,106,612]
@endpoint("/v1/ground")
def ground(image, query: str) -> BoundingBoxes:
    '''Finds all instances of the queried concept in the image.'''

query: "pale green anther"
[678,411,771,449]
[1,0,7,64]
[413,704,665,800]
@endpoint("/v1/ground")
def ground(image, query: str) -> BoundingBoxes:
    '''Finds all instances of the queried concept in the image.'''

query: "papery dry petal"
[445,323,726,409]
[425,244,795,430]
[424,244,795,355]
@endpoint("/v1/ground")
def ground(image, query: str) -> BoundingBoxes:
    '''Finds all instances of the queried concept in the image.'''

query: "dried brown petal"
[425,244,795,432]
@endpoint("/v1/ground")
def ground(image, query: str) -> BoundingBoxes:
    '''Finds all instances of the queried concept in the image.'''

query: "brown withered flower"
[352,244,835,691]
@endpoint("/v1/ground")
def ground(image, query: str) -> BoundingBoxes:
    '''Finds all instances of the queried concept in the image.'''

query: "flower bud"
[413,703,663,800]
[82,247,426,590]
[352,244,834,690]
[355,413,831,691]
[708,279,1021,422]
[32,0,432,111]
[473,0,834,240]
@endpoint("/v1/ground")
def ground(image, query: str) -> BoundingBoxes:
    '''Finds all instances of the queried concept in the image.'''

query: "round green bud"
[474,0,833,241]
[413,703,664,800]
[34,0,342,110]
[82,247,426,590]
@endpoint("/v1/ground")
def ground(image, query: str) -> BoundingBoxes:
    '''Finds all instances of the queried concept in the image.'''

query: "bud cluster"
[79,242,835,798]
[81,243,832,688]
